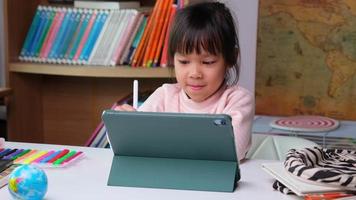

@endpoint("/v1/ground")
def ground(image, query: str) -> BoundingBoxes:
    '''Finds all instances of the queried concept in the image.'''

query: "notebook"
[102,110,240,192]
[262,162,346,196]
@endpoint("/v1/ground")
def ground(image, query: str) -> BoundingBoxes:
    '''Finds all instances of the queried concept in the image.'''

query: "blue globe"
[8,165,48,200]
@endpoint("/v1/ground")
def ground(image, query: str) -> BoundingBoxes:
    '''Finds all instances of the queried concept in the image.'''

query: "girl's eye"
[202,61,216,65]
[178,60,190,65]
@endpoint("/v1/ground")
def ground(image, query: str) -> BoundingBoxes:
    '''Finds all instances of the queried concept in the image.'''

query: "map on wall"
[256,0,356,120]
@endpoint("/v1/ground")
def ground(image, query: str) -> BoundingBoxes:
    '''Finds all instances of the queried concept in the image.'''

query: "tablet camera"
[214,119,226,126]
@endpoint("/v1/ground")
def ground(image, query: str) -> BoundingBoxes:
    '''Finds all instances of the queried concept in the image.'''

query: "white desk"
[0,142,300,200]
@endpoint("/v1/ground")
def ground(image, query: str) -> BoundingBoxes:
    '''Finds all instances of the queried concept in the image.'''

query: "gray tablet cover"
[102,110,240,192]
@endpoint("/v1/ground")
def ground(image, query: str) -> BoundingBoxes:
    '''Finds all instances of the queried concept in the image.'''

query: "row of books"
[19,0,185,67]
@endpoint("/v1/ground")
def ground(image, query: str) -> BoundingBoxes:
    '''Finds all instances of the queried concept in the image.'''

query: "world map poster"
[256,0,356,120]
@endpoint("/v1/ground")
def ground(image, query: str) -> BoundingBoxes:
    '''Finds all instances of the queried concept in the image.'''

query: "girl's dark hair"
[168,1,240,85]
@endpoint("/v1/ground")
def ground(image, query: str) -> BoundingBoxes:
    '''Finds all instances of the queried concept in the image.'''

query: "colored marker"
[2,149,23,160]
[11,149,31,160]
[0,149,18,159]
[40,150,61,163]
[0,149,12,158]
[22,151,48,164]
[14,150,38,164]
[47,149,70,163]
[53,151,76,165]
[33,150,55,163]
[61,151,83,166]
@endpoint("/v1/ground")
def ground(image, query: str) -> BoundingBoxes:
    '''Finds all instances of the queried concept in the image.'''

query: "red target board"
[270,116,339,132]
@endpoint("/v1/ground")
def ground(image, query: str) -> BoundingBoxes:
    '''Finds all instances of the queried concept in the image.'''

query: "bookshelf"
[4,0,174,145]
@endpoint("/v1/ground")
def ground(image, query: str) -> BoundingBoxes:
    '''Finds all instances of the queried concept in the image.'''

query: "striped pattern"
[284,147,356,189]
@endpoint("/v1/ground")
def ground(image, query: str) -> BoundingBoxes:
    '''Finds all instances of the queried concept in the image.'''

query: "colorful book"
[124,15,147,65]
[119,13,144,65]
[145,0,172,67]
[102,10,126,66]
[73,9,96,63]
[20,6,43,60]
[48,8,71,62]
[74,1,140,10]
[110,10,138,66]
[88,9,114,65]
[79,10,108,64]
[39,7,62,61]
[63,9,87,64]
[27,7,48,60]
[160,4,177,67]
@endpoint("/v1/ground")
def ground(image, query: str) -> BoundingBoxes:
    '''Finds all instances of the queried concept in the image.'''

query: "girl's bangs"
[175,28,222,56]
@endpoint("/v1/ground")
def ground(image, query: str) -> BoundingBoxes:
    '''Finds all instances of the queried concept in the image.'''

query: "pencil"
[133,80,138,109]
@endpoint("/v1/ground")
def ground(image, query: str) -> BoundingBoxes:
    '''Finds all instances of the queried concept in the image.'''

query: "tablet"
[102,110,239,192]
[102,110,237,161]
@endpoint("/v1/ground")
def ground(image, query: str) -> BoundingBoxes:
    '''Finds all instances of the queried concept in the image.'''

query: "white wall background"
[221,0,258,94]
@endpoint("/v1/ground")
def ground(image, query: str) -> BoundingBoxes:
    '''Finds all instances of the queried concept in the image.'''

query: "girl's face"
[174,50,226,102]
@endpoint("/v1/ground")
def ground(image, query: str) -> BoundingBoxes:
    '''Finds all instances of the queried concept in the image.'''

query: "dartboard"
[270,116,339,132]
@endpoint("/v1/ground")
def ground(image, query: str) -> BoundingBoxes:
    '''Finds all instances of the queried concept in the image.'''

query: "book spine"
[41,7,65,62]
[80,10,108,64]
[34,7,56,61]
[39,7,59,61]
[73,9,96,64]
[150,0,173,67]
[146,0,172,67]
[68,9,89,63]
[28,7,48,61]
[125,15,147,65]
[110,10,138,66]
[19,6,42,60]
[85,10,109,63]
[64,9,85,64]
[102,10,125,66]
[56,9,77,63]
[60,9,82,64]
[119,13,144,65]
[78,10,101,64]
[160,5,177,67]
[48,8,71,62]
[88,10,113,65]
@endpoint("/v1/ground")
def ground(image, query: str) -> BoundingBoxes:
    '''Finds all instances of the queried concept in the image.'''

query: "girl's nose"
[189,64,203,79]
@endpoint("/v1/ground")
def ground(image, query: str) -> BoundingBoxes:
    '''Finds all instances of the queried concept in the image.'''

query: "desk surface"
[0,142,299,200]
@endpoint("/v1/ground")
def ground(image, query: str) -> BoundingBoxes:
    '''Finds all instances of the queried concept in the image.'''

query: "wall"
[222,0,258,94]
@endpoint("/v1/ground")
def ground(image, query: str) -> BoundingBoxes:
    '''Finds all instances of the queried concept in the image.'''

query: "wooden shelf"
[4,0,172,146]
[9,62,174,78]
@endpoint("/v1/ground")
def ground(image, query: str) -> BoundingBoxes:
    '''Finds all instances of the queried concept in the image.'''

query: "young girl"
[116,2,255,161]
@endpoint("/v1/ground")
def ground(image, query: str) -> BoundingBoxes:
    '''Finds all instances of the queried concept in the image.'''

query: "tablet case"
[102,110,240,192]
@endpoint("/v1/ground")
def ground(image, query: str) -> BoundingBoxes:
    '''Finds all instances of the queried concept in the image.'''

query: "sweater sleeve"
[137,86,165,112]
[225,87,255,161]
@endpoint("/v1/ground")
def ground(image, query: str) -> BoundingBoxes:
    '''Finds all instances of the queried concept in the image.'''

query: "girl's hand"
[114,104,137,112]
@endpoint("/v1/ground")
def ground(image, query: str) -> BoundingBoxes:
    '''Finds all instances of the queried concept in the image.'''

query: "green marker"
[53,151,76,166]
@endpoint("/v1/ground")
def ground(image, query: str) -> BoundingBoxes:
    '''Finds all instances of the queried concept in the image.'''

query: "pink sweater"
[138,83,255,160]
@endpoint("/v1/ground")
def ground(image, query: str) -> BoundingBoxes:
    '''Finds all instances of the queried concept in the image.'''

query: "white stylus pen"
[133,80,138,110]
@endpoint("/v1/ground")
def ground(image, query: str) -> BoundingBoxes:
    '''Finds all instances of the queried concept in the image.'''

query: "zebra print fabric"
[272,180,293,194]
[284,147,356,189]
